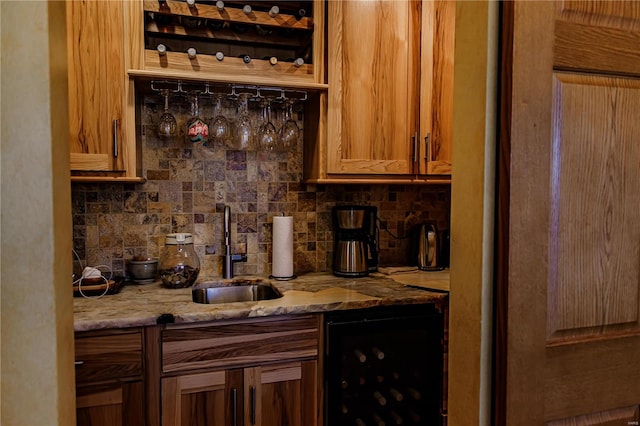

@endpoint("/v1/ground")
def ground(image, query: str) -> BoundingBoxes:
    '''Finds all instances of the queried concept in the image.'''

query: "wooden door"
[66,0,126,172]
[327,0,420,176]
[497,1,640,424]
[161,369,243,426]
[245,361,318,426]
[76,382,144,426]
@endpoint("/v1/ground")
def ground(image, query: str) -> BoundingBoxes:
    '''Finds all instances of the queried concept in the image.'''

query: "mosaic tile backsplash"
[71,94,451,278]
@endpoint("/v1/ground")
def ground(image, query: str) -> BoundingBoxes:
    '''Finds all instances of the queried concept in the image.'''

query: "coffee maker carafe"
[332,206,379,277]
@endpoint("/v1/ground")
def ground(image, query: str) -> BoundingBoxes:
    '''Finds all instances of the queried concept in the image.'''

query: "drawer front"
[75,329,143,384]
[162,315,320,374]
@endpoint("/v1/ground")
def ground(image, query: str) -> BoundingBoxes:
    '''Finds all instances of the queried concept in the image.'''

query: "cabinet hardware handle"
[424,133,431,161]
[251,386,256,425]
[412,132,418,163]
[232,388,237,426]
[112,119,118,158]
[74,360,84,366]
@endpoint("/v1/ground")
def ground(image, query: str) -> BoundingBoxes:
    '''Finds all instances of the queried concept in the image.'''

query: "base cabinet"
[159,314,321,426]
[161,361,317,426]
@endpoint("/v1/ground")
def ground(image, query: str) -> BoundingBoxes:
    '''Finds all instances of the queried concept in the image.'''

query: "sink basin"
[192,280,283,304]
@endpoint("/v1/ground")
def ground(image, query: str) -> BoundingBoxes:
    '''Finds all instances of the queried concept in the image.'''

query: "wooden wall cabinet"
[305,0,453,183]
[66,0,141,182]
[74,329,144,426]
[159,314,321,426]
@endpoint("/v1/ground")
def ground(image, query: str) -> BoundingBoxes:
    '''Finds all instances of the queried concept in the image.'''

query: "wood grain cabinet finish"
[66,0,140,182]
[160,315,321,426]
[324,0,453,181]
[74,328,144,426]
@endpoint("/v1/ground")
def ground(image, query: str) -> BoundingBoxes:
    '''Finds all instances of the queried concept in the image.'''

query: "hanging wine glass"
[186,93,209,144]
[210,94,231,145]
[278,100,300,151]
[232,94,253,150]
[257,98,278,151]
[157,89,177,139]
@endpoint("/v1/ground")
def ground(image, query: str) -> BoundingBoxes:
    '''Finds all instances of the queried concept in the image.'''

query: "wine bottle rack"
[325,305,445,426]
[138,0,324,88]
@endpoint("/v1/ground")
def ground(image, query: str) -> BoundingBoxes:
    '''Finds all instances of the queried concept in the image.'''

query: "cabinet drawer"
[162,315,320,374]
[75,329,143,384]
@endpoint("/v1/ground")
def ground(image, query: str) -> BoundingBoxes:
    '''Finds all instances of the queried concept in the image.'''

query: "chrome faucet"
[223,205,247,279]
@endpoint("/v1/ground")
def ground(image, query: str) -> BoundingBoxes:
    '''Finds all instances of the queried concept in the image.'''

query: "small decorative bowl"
[127,258,158,284]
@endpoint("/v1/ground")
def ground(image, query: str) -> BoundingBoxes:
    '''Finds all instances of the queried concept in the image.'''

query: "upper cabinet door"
[419,0,454,176]
[327,0,421,176]
[67,0,139,181]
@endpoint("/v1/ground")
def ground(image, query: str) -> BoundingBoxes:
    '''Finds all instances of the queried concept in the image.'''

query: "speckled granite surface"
[74,272,449,331]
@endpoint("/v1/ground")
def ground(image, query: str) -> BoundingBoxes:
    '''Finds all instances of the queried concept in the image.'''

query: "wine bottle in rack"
[372,413,385,426]
[389,411,403,425]
[373,391,387,407]
[239,54,251,63]
[256,25,273,36]
[407,387,422,400]
[296,8,306,19]
[372,347,385,360]
[389,388,403,402]
[242,4,252,15]
[355,419,366,426]
[215,51,225,61]
[187,47,197,59]
[268,5,279,17]
[186,0,196,6]
[216,0,224,11]
[263,56,278,65]
[354,349,367,363]
[157,43,168,56]
[293,57,305,67]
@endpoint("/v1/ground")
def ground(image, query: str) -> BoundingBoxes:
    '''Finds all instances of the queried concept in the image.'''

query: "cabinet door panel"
[246,360,317,426]
[76,381,144,426]
[162,370,229,426]
[66,0,126,172]
[327,0,420,175]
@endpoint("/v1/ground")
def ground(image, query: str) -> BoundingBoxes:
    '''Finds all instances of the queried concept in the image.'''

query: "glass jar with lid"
[159,233,200,288]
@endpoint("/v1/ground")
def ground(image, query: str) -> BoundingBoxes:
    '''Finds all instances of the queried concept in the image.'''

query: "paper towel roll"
[272,215,294,278]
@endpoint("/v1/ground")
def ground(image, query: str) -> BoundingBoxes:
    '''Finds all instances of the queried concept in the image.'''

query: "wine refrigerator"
[325,304,445,426]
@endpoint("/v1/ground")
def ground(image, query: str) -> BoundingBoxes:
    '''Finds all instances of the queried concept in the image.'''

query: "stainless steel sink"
[192,280,282,304]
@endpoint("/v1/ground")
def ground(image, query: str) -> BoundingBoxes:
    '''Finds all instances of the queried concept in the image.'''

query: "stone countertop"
[73,271,449,332]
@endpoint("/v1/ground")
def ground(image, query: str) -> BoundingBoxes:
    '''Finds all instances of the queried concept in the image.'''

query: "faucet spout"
[222,205,247,279]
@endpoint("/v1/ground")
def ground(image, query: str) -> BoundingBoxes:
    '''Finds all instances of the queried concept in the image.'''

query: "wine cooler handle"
[231,388,237,426]
[251,386,257,425]
[112,119,118,158]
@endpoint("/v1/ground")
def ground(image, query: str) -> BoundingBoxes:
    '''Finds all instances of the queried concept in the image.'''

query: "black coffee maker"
[332,206,379,277]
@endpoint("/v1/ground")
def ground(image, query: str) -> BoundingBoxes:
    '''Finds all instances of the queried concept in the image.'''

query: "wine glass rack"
[140,0,323,87]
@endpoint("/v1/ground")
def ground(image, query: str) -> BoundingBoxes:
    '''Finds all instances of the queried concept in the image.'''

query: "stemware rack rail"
[149,80,308,102]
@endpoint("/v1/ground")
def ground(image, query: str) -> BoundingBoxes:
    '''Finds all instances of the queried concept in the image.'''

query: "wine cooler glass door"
[325,305,444,426]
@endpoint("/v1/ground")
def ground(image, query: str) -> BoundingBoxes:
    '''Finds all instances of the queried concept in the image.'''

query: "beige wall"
[1,1,76,424]
[449,1,498,425]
